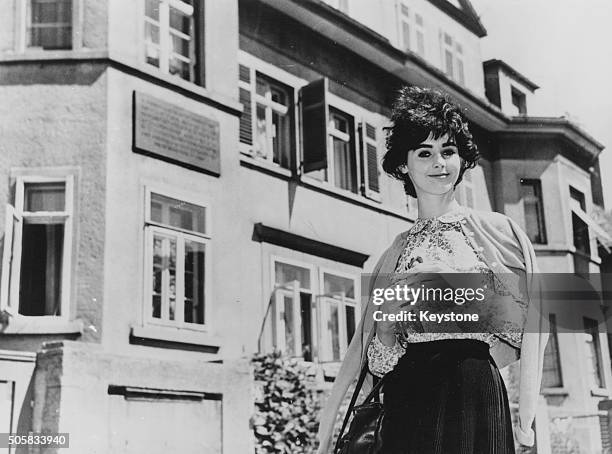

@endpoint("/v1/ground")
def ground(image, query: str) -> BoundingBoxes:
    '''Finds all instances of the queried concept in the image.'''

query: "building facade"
[0,0,610,452]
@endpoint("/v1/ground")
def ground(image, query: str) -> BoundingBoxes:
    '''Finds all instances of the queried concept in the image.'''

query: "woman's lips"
[428,173,450,179]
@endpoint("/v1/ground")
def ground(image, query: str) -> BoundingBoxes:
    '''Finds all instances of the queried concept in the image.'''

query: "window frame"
[142,0,197,83]
[238,57,298,171]
[1,175,74,320]
[440,31,465,86]
[583,317,606,390]
[142,186,212,332]
[520,178,547,244]
[510,86,527,115]
[15,0,82,53]
[268,255,360,364]
[398,2,425,58]
[270,256,316,359]
[541,313,563,388]
[327,108,358,194]
[317,266,360,363]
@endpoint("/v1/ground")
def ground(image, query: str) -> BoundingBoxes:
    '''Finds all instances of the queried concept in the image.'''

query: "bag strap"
[333,364,386,453]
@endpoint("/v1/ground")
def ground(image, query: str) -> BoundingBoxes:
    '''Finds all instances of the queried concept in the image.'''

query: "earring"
[399,165,409,174]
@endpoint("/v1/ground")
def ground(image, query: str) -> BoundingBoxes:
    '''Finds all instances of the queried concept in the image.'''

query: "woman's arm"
[367,334,406,377]
[508,218,550,447]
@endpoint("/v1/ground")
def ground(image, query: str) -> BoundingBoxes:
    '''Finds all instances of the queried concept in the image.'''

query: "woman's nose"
[432,155,445,168]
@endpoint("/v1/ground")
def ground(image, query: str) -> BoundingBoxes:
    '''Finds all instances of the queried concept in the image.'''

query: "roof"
[426,0,487,37]
[483,59,540,91]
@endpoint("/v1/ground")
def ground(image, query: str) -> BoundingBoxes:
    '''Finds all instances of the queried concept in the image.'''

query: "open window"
[272,259,314,361]
[144,0,205,84]
[318,270,358,362]
[238,64,294,169]
[1,176,74,318]
[300,78,381,199]
[270,257,359,363]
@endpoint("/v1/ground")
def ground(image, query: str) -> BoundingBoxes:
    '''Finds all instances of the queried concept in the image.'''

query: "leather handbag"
[333,364,386,454]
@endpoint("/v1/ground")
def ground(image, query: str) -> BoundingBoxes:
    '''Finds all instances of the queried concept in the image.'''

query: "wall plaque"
[133,91,221,175]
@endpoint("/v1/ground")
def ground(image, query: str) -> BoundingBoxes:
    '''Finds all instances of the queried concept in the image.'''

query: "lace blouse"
[368,208,504,377]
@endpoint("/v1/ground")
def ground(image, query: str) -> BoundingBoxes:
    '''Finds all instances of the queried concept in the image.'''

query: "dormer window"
[511,86,527,115]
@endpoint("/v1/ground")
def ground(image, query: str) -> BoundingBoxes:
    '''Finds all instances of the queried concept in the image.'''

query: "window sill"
[1,316,83,335]
[300,176,413,222]
[0,48,109,62]
[239,154,293,179]
[541,387,569,396]
[591,387,609,398]
[130,325,221,351]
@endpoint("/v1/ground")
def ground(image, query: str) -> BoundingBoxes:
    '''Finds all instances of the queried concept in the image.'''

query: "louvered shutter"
[1,204,21,311]
[193,0,206,86]
[239,64,253,146]
[360,121,381,200]
[300,78,329,173]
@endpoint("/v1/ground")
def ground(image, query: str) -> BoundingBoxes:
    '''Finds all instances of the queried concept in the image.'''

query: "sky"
[470,0,612,209]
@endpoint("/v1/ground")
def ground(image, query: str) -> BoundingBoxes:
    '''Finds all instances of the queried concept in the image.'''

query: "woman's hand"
[375,261,455,345]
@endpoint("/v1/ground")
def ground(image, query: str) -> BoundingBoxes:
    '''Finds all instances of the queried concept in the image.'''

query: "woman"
[317,86,548,454]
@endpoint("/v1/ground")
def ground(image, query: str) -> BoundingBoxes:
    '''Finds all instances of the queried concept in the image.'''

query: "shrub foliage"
[252,351,321,453]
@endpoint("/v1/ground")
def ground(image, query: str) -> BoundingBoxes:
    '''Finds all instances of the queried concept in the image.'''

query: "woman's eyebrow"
[442,141,457,147]
[415,143,433,148]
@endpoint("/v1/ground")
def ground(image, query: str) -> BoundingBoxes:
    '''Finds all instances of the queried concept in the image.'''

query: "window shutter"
[360,121,381,200]
[1,204,20,312]
[193,0,206,86]
[300,78,329,173]
[359,121,380,201]
[239,64,253,146]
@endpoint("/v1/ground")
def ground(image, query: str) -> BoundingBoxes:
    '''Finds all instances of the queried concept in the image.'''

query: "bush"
[252,351,321,454]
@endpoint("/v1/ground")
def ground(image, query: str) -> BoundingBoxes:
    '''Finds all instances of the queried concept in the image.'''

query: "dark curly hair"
[382,86,479,197]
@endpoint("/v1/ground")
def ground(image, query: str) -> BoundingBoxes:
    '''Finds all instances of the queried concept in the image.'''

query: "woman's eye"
[417,150,431,158]
[442,148,457,157]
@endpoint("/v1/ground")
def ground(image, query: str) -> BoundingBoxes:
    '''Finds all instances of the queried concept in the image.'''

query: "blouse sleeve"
[367,334,406,377]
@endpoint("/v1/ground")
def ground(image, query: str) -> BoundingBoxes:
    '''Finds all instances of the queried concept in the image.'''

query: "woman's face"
[403,132,462,197]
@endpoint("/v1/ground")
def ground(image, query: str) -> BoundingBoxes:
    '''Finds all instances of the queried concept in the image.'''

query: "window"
[239,65,293,169]
[400,4,411,52]
[511,86,527,115]
[415,14,425,57]
[440,32,465,85]
[1,176,73,318]
[542,314,563,388]
[399,3,425,58]
[520,179,547,244]
[271,258,359,363]
[28,0,72,50]
[273,260,314,360]
[144,191,210,329]
[144,0,204,83]
[0,380,13,433]
[570,187,590,276]
[584,317,605,388]
[319,271,357,362]
[328,110,357,193]
[301,78,381,200]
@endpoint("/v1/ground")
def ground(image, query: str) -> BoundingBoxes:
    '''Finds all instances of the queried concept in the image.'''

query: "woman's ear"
[399,165,409,174]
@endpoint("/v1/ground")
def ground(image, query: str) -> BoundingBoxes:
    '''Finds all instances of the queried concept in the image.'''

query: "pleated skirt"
[381,339,514,454]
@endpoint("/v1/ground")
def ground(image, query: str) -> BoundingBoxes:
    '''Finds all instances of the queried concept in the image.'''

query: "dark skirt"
[381,339,514,454]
